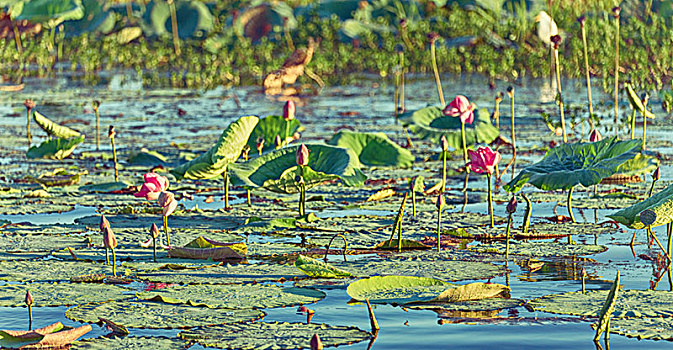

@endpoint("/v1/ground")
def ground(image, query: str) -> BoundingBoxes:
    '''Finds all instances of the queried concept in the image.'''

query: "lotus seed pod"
[612,6,621,17]
[577,15,586,26]
[426,32,440,44]
[506,196,517,214]
[92,100,100,110]
[24,99,36,110]
[640,209,656,227]
[507,86,514,98]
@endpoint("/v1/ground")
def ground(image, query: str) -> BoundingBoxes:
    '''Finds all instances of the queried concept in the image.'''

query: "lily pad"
[72,336,189,350]
[529,290,673,318]
[347,276,509,304]
[608,317,673,341]
[400,107,499,146]
[327,130,414,167]
[472,241,607,258]
[0,282,131,306]
[136,261,302,284]
[66,301,264,329]
[229,144,366,194]
[79,182,130,193]
[504,137,642,192]
[179,322,371,350]
[408,298,523,312]
[294,255,354,278]
[171,116,259,180]
[0,260,114,282]
[609,183,673,229]
[26,137,85,160]
[137,284,325,309]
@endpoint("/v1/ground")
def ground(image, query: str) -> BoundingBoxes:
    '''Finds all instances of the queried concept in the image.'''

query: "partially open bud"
[25,290,33,306]
[440,135,448,152]
[274,135,282,149]
[589,129,602,142]
[159,191,178,217]
[283,100,295,121]
[653,167,661,181]
[150,223,160,239]
[24,99,36,110]
[436,194,445,210]
[506,86,514,98]
[506,196,517,214]
[241,144,250,160]
[310,334,323,350]
[103,226,118,250]
[108,125,116,139]
[296,144,309,166]
[99,214,110,232]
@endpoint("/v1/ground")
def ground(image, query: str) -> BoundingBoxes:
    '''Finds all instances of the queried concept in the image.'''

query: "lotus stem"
[429,41,445,106]
[26,106,32,146]
[411,190,416,217]
[28,305,32,330]
[365,299,380,332]
[394,69,400,119]
[399,51,405,113]
[404,127,413,149]
[324,233,348,262]
[508,87,516,180]
[460,121,468,164]
[163,215,171,248]
[152,234,157,262]
[441,150,447,193]
[567,187,576,224]
[505,212,512,260]
[580,18,594,124]
[247,189,251,207]
[553,45,567,143]
[642,94,650,151]
[487,173,494,228]
[613,9,620,137]
[648,178,658,198]
[388,192,408,244]
[285,121,290,148]
[582,270,586,294]
[668,223,672,258]
[12,25,22,55]
[110,127,119,182]
[630,109,636,140]
[168,0,181,56]
[93,102,100,151]
[494,96,501,129]
[223,169,229,208]
[111,247,116,277]
[648,226,672,262]
[437,204,442,253]
[126,2,134,24]
[57,25,63,62]
[105,247,109,265]
[521,193,532,233]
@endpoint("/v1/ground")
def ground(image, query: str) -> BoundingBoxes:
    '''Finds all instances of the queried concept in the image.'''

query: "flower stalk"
[437,194,445,252]
[109,126,119,182]
[24,99,35,146]
[92,100,100,151]
[427,33,445,106]
[505,196,516,260]
[551,35,567,143]
[578,16,594,124]
[613,7,621,136]
[25,290,33,330]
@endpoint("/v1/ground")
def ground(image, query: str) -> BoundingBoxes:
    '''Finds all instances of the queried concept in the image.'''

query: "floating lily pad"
[327,130,414,167]
[294,255,354,278]
[408,298,524,312]
[72,336,189,350]
[400,107,499,146]
[530,290,673,318]
[137,284,325,309]
[608,317,673,341]
[0,198,74,215]
[0,233,89,253]
[0,260,113,282]
[79,182,130,193]
[0,282,131,307]
[75,214,242,231]
[136,261,302,284]
[66,301,264,329]
[472,241,607,258]
[179,322,371,349]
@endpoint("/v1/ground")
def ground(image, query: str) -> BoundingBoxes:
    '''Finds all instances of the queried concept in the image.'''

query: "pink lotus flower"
[468,146,501,175]
[158,191,177,217]
[135,173,170,200]
[297,144,309,166]
[589,129,602,142]
[443,95,476,125]
[103,226,117,250]
[283,100,295,121]
[99,214,110,232]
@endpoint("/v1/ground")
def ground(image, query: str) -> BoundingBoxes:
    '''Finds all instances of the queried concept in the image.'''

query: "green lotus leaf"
[79,182,130,193]
[615,152,659,177]
[136,261,302,284]
[171,116,259,180]
[72,336,189,350]
[141,0,214,39]
[137,284,325,309]
[327,130,414,167]
[408,298,524,312]
[33,110,83,139]
[247,115,302,152]
[625,82,656,119]
[63,0,115,37]
[0,260,115,282]
[347,276,509,304]
[0,282,131,306]
[400,107,499,146]
[607,317,673,341]
[229,144,366,194]
[608,183,673,229]
[13,0,84,27]
[294,255,354,278]
[504,137,642,192]
[127,150,167,166]
[472,241,607,257]
[66,301,263,329]
[179,322,371,350]
[529,289,673,318]
[26,136,85,160]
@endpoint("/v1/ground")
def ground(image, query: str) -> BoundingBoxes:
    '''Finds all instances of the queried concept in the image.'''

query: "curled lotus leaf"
[0,282,131,307]
[32,110,84,139]
[327,130,414,167]
[136,284,325,309]
[400,107,499,146]
[504,137,642,192]
[294,255,354,278]
[66,301,264,329]
[26,137,85,160]
[71,336,189,350]
[609,183,673,229]
[529,289,673,318]
[229,144,366,194]
[179,322,371,350]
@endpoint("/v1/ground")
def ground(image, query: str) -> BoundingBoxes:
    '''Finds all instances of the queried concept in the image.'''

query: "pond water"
[1,72,672,349]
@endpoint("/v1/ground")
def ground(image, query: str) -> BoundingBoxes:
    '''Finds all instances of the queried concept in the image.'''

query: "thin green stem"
[12,25,22,55]
[430,42,445,106]
[437,204,442,252]
[399,51,405,112]
[111,248,116,277]
[111,137,118,182]
[568,186,576,223]
[487,173,493,228]
[614,14,620,136]
[505,213,512,260]
[630,109,636,140]
[642,110,647,151]
[105,247,109,265]
[394,72,399,119]
[168,0,181,56]
[163,215,171,248]
[441,150,446,193]
[510,93,516,180]
[26,108,31,146]
[28,305,32,330]
[152,234,157,262]
[285,120,290,148]
[649,179,658,198]
[247,189,251,207]
[521,193,532,233]
[223,169,229,208]
[95,109,100,151]
[411,190,416,217]
[554,48,567,143]
[461,121,467,164]
[581,22,594,122]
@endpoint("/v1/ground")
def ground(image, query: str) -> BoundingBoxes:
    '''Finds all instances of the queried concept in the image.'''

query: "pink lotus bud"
[108,125,116,139]
[653,167,661,181]
[24,99,36,110]
[99,214,110,232]
[589,129,602,142]
[283,100,295,121]
[25,290,33,306]
[297,144,309,166]
[150,223,160,238]
[310,334,323,350]
[581,267,587,277]
[507,196,517,214]
[440,135,448,152]
[159,191,178,217]
[467,146,501,175]
[103,226,118,249]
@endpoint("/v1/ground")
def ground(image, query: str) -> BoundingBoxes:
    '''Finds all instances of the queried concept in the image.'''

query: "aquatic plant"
[25,289,33,329]
[283,100,295,147]
[102,225,117,276]
[99,214,110,265]
[551,35,567,143]
[92,100,100,150]
[439,135,448,193]
[328,130,413,168]
[108,125,118,181]
[594,271,619,342]
[578,16,594,122]
[427,32,444,106]
[612,6,620,136]
[468,146,501,227]
[296,144,309,216]
[443,95,475,164]
[134,173,169,201]
[436,193,444,252]
[158,191,177,247]
[505,195,516,260]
